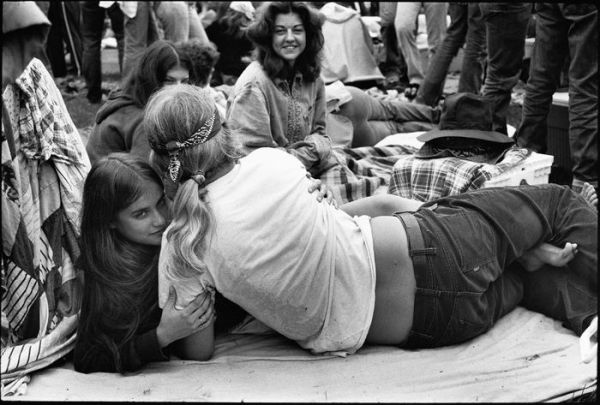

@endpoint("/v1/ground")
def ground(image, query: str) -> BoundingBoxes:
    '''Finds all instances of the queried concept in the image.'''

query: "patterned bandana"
[151,108,221,183]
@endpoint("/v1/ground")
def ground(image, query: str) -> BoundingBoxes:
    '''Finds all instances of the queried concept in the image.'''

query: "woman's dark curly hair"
[177,39,220,87]
[246,2,324,82]
[212,2,253,38]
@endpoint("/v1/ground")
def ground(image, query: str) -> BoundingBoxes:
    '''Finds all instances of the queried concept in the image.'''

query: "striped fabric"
[1,59,90,396]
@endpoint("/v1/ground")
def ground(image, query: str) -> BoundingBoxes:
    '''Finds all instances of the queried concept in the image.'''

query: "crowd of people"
[1,0,597,395]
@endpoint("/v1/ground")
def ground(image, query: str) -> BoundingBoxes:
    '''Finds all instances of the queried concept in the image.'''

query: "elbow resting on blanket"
[173,325,216,361]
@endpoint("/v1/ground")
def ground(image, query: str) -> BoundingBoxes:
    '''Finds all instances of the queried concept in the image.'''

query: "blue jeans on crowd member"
[378,2,408,84]
[122,2,160,77]
[81,1,124,103]
[399,184,597,348]
[394,2,449,85]
[336,86,438,147]
[480,3,531,134]
[155,1,209,43]
[416,3,486,107]
[515,3,598,189]
[457,4,486,95]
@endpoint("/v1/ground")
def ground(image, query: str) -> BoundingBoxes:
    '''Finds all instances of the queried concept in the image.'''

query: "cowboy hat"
[415,92,514,163]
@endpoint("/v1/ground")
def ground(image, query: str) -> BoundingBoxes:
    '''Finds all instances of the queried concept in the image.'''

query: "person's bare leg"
[519,242,579,272]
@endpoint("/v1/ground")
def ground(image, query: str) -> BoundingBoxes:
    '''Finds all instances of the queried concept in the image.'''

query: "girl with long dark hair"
[73,150,332,372]
[85,40,196,164]
[73,153,245,373]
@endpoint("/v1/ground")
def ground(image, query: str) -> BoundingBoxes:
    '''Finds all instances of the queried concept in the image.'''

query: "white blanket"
[6,307,596,402]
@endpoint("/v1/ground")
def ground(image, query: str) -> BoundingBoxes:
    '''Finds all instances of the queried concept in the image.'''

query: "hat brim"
[415,142,511,164]
[417,129,514,144]
[2,2,50,34]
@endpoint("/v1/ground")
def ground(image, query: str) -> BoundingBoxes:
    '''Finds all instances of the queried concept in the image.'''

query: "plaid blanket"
[320,144,417,203]
[388,146,532,202]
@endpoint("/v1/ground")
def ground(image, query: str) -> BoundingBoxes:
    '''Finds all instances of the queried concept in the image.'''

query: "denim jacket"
[227,62,334,175]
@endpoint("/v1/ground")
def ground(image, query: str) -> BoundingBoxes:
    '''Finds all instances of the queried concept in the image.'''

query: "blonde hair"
[145,84,240,280]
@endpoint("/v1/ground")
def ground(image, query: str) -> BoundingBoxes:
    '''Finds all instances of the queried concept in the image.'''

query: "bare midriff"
[366,215,416,345]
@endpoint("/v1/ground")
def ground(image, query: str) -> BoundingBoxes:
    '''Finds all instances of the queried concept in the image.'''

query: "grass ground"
[63,47,121,145]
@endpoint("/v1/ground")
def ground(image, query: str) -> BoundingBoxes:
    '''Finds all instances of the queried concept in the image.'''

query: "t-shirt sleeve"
[158,232,214,309]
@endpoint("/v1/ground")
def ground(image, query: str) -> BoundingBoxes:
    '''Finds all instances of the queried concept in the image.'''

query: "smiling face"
[163,65,190,86]
[111,179,169,246]
[271,12,306,66]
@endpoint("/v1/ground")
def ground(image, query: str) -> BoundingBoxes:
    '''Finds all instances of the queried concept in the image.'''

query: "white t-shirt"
[159,148,376,355]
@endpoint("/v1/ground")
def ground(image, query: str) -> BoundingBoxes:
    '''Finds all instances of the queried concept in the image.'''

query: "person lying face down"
[73,153,218,373]
[146,83,597,361]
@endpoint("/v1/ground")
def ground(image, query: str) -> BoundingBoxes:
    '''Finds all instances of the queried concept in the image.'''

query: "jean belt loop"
[396,212,428,271]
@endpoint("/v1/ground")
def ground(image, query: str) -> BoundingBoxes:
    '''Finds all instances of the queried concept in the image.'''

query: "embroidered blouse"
[226,62,333,174]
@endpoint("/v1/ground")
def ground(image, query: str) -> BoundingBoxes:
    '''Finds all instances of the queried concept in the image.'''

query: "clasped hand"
[156,287,215,348]
[307,174,337,208]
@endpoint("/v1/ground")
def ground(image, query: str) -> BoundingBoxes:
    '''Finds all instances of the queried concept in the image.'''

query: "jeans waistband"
[394,212,428,272]
[395,211,440,348]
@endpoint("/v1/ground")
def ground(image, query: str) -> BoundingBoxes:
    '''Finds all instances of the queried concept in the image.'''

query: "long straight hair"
[145,84,240,281]
[247,1,324,81]
[121,40,196,107]
[76,153,163,372]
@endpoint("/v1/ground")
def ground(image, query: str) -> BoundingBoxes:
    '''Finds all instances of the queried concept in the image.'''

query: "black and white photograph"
[1,1,597,402]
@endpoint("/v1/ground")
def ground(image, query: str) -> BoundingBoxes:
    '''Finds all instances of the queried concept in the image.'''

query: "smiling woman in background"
[226,1,335,177]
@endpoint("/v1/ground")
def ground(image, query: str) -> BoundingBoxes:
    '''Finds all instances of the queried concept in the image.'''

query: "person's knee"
[339,87,371,121]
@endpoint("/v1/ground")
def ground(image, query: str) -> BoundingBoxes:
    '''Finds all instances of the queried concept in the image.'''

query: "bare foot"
[519,242,578,272]
[581,182,598,210]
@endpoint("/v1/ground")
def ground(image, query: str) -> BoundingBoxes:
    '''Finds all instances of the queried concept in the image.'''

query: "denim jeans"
[394,2,449,84]
[378,2,407,81]
[515,3,598,187]
[417,3,487,106]
[416,3,468,106]
[155,1,209,43]
[122,2,160,77]
[45,1,84,77]
[457,4,486,95]
[480,3,531,134]
[336,86,438,146]
[399,184,597,348]
[81,1,124,103]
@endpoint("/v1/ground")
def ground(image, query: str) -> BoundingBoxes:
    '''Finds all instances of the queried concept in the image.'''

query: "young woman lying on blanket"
[144,83,597,360]
[227,1,439,175]
[72,153,334,373]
